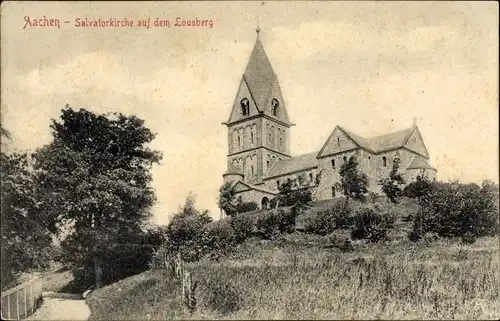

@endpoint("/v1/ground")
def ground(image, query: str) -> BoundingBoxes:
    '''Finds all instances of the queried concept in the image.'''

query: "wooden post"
[182,272,186,303]
[7,292,11,320]
[30,283,33,314]
[16,290,19,320]
[24,287,27,319]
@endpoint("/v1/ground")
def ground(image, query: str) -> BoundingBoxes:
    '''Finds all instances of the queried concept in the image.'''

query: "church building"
[222,30,437,209]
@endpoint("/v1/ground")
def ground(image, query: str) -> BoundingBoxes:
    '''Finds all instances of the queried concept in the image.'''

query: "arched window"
[238,136,241,147]
[268,132,272,143]
[343,156,347,163]
[266,160,270,168]
[331,159,335,168]
[276,180,280,189]
[240,98,250,116]
[251,132,254,143]
[251,166,254,176]
[309,172,313,182]
[271,98,279,116]
[382,156,387,167]
[332,186,336,197]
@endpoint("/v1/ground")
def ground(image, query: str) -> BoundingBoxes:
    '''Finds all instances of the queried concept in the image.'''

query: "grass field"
[86,233,499,320]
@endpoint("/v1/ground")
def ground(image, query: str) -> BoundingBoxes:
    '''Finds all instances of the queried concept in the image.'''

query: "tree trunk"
[94,256,102,289]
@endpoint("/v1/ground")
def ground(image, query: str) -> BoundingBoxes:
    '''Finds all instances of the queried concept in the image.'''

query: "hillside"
[86,232,499,320]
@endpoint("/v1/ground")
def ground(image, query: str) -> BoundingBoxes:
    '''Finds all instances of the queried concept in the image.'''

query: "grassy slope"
[86,233,500,320]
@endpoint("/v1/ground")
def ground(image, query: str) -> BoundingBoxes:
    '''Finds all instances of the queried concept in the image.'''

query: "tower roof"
[243,37,277,111]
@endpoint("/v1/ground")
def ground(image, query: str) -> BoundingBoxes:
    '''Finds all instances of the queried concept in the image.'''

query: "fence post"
[30,283,33,314]
[7,292,11,320]
[24,287,27,319]
[16,290,19,320]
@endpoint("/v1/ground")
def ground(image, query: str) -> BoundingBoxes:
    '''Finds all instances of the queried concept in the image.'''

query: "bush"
[200,220,237,258]
[351,205,396,243]
[412,181,499,239]
[236,201,259,214]
[255,210,281,240]
[304,199,352,235]
[276,207,298,234]
[402,175,433,199]
[230,213,255,243]
[162,197,213,262]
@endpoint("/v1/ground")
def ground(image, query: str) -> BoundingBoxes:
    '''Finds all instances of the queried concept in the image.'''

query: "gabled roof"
[231,180,277,195]
[407,154,436,171]
[339,126,415,153]
[243,37,276,111]
[266,152,318,179]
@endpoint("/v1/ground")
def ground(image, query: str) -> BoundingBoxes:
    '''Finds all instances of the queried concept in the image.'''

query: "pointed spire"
[243,30,276,110]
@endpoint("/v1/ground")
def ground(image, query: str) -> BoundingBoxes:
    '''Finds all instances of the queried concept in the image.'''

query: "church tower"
[222,29,293,186]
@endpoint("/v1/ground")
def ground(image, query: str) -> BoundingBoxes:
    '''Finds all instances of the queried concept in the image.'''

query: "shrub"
[255,210,281,240]
[412,181,499,239]
[276,207,298,234]
[275,179,313,207]
[162,196,213,262]
[236,201,259,214]
[304,199,352,235]
[402,175,433,200]
[351,205,396,243]
[200,220,237,257]
[230,213,255,243]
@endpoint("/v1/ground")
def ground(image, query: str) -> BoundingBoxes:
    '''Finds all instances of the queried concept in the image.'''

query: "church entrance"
[261,197,269,209]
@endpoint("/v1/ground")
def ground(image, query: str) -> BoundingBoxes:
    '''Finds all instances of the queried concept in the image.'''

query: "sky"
[1,1,498,225]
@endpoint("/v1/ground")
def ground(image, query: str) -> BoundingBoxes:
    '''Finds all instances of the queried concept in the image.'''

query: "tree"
[217,181,238,217]
[378,153,405,203]
[402,174,433,202]
[32,106,162,288]
[337,155,369,201]
[164,194,213,261]
[274,173,313,208]
[1,130,53,289]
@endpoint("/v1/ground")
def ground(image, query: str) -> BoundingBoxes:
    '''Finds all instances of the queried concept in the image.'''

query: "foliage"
[254,208,297,240]
[337,155,369,201]
[378,153,405,203]
[200,220,237,259]
[217,181,238,216]
[163,194,213,262]
[32,106,162,288]
[1,149,53,290]
[274,174,313,207]
[255,210,281,240]
[235,200,259,214]
[351,204,396,243]
[87,236,500,320]
[218,182,258,215]
[304,199,352,235]
[402,175,433,200]
[230,214,255,243]
[411,181,499,241]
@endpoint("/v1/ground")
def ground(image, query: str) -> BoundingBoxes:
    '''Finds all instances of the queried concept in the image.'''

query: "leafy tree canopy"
[337,155,369,201]
[32,106,162,287]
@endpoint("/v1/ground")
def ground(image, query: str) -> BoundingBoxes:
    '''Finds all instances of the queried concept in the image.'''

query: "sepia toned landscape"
[1,1,499,320]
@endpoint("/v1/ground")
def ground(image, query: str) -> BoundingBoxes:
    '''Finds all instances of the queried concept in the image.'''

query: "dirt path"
[27,293,90,321]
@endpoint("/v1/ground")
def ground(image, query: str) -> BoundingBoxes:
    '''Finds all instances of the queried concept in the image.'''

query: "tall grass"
[87,236,499,320]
